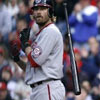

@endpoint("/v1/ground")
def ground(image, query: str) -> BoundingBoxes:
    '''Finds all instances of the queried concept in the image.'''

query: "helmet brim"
[31,4,52,9]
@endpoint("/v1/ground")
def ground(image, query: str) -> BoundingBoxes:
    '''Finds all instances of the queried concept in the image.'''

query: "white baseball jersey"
[25,23,64,85]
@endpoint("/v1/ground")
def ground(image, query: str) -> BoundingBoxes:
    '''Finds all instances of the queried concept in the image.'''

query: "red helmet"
[31,0,54,17]
[31,0,52,9]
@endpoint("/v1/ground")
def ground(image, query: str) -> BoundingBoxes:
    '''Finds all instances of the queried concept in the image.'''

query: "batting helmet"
[31,0,54,17]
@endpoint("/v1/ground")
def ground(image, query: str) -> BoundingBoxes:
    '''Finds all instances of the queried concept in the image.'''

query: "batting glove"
[20,28,30,51]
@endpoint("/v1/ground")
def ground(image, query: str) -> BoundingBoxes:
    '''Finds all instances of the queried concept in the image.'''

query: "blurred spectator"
[6,0,19,32]
[96,0,100,34]
[54,0,67,36]
[54,0,78,36]
[73,47,99,82]
[17,1,31,25]
[66,92,75,100]
[66,86,93,100]
[8,18,27,46]
[62,37,73,93]
[54,0,65,22]
[74,48,82,73]
[29,0,34,8]
[91,0,97,5]
[88,37,100,67]
[90,86,100,100]
[73,48,89,82]
[75,86,92,100]
[16,18,28,33]
[0,46,11,77]
[63,37,70,71]
[61,66,73,93]
[69,0,98,45]
[0,81,13,100]
[81,81,91,93]
[11,79,31,100]
[7,0,19,17]
[1,67,12,84]
[8,18,28,62]
[92,72,100,87]
[80,46,89,59]
[81,59,99,82]
[7,70,31,100]
[16,14,39,43]
[0,0,12,44]
[81,81,93,100]
[67,0,79,15]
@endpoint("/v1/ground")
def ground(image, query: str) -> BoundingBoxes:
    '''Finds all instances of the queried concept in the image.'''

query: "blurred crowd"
[0,0,100,100]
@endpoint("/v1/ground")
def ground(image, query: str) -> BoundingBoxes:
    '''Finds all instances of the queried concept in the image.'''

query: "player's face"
[33,6,50,26]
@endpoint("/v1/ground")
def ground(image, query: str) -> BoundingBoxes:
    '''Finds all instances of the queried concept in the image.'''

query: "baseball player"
[10,0,65,100]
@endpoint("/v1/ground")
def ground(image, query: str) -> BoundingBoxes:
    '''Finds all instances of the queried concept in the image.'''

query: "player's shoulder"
[45,23,62,36]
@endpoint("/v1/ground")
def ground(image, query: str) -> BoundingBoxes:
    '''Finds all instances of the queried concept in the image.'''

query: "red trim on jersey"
[36,22,53,36]
[47,84,51,100]
[27,51,40,68]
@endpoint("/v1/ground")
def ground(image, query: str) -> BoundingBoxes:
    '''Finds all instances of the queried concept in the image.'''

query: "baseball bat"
[63,1,81,95]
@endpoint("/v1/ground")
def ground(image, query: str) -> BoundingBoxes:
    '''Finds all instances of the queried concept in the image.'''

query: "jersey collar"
[36,22,53,36]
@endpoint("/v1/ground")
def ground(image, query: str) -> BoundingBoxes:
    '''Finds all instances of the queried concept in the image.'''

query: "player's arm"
[9,40,26,71]
[21,29,58,68]
[20,28,58,68]
[15,59,26,71]
[31,31,58,65]
[20,28,40,68]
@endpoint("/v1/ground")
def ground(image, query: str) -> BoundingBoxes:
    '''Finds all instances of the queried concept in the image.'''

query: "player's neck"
[39,19,52,30]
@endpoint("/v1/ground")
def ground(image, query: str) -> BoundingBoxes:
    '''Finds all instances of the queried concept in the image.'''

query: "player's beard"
[37,18,50,27]
[35,15,50,28]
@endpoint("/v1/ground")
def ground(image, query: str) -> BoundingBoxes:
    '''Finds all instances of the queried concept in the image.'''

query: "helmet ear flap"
[48,7,53,18]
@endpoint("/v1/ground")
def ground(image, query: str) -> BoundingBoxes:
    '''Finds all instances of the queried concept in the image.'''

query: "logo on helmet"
[35,0,41,3]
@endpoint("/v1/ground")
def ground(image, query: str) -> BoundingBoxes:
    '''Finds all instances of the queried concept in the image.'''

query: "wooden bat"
[63,0,81,95]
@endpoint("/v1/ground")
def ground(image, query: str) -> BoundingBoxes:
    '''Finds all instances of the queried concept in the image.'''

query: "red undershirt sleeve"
[27,51,40,68]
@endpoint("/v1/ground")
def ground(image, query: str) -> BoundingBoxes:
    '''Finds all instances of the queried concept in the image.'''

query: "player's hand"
[20,28,30,51]
[9,40,21,62]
